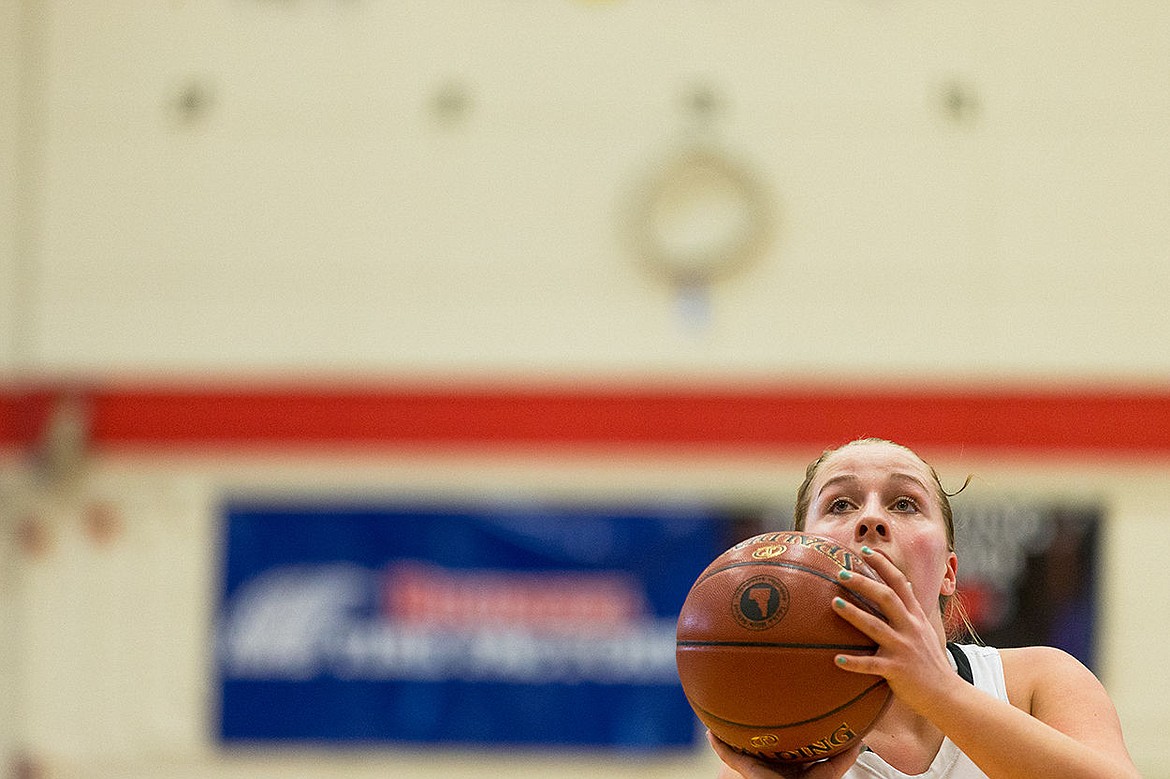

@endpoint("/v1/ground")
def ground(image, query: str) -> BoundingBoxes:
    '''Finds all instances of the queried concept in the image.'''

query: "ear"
[940,551,958,597]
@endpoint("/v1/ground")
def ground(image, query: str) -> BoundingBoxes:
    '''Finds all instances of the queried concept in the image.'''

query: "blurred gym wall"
[2,2,1170,777]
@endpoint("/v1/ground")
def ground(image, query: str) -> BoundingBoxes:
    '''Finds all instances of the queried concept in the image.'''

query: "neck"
[864,698,947,774]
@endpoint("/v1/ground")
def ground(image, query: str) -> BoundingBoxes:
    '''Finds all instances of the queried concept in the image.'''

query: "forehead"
[812,443,934,492]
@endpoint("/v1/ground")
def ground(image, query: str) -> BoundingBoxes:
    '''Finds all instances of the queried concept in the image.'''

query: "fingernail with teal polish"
[836,655,848,666]
[861,546,873,556]
[833,597,847,609]
[838,569,853,581]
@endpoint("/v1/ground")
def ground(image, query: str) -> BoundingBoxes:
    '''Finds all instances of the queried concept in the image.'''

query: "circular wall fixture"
[625,146,774,285]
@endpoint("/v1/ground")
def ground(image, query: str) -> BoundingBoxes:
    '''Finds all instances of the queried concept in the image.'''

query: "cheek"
[902,532,951,585]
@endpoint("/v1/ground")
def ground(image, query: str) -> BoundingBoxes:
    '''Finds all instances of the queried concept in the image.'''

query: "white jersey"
[845,644,1008,779]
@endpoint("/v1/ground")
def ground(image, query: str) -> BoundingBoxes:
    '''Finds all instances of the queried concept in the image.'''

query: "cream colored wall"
[0,0,23,375]
[6,1,1169,379]
[4,2,1170,777]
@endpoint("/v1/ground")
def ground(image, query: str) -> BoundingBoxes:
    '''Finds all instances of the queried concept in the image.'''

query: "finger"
[833,646,886,677]
[833,568,905,632]
[831,593,896,647]
[839,549,919,620]
[858,547,914,599]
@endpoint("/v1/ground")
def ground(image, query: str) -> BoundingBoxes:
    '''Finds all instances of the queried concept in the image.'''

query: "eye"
[827,497,854,514]
[891,497,920,513]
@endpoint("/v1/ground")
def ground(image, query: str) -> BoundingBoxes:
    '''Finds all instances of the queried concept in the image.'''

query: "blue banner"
[216,500,720,749]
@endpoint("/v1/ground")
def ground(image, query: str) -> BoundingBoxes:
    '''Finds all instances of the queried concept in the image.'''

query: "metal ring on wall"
[625,146,774,286]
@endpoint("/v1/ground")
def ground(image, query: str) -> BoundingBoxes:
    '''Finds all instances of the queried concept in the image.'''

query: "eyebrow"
[818,472,931,494]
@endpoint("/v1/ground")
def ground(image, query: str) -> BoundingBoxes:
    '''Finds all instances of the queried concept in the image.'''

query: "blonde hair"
[792,437,977,641]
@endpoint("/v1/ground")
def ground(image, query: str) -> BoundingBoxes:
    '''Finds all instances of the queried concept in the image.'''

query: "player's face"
[802,442,957,620]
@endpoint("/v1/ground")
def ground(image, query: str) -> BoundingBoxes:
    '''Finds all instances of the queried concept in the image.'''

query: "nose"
[853,498,890,543]
[854,520,889,542]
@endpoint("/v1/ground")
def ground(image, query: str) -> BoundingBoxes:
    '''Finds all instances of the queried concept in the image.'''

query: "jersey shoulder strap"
[946,642,975,685]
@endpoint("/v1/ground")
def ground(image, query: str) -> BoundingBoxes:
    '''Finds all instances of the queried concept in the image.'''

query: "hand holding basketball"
[827,545,959,720]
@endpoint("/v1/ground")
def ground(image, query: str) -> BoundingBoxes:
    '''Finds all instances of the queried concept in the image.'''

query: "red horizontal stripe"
[3,381,1170,456]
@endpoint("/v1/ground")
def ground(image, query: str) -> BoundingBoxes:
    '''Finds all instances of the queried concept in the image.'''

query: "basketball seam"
[691,560,884,616]
[688,678,889,730]
[695,561,845,591]
[676,640,875,650]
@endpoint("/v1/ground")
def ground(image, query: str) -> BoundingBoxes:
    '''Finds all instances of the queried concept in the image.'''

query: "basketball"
[676,531,891,764]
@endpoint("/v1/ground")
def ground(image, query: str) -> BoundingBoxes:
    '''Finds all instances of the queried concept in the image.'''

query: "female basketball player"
[709,438,1139,779]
